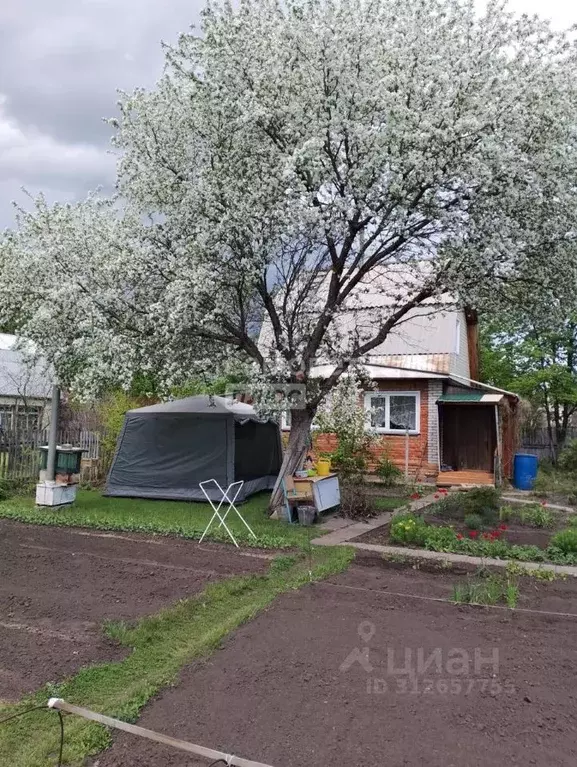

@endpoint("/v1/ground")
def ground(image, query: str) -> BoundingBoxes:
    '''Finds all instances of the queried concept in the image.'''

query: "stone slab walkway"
[312,492,439,546]
[502,494,576,513]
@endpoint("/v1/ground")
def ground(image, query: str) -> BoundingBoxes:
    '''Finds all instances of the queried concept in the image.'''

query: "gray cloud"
[0,0,575,229]
[0,0,202,228]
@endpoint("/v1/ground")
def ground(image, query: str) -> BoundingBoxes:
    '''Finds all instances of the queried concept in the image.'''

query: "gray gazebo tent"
[105,395,282,501]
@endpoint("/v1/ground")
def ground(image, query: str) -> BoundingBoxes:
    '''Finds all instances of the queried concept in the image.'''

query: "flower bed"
[355,487,577,565]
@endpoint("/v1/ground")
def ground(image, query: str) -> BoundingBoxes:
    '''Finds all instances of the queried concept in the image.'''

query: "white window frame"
[364,391,421,435]
[455,317,462,354]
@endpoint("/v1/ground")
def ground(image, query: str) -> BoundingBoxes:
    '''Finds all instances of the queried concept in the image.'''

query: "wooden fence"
[0,427,103,482]
[519,428,577,462]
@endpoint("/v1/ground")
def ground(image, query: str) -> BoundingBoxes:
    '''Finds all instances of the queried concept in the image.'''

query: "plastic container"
[316,458,331,476]
[513,453,538,491]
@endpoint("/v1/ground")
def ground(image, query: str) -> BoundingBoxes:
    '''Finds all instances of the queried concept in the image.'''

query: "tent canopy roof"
[129,395,265,422]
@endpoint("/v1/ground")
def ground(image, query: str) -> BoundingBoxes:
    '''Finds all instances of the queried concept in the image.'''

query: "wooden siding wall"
[313,380,438,481]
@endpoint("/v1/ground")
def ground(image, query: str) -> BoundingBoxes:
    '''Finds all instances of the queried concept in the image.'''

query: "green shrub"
[99,390,146,470]
[501,503,555,528]
[0,480,9,502]
[520,505,554,528]
[422,525,458,550]
[558,441,577,473]
[464,487,500,525]
[550,528,577,554]
[463,513,483,530]
[434,493,465,520]
[435,487,499,524]
[466,486,500,510]
[0,478,35,501]
[375,457,402,487]
[389,514,429,546]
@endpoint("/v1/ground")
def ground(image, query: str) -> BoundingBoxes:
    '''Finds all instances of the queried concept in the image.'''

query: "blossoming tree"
[2,0,577,510]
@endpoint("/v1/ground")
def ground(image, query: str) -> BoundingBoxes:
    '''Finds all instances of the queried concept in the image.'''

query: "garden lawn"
[0,491,318,549]
[373,495,410,511]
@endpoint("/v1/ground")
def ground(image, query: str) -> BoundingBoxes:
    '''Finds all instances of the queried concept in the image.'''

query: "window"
[281,410,291,430]
[0,407,13,430]
[281,410,319,431]
[16,406,42,432]
[455,318,462,354]
[364,391,420,434]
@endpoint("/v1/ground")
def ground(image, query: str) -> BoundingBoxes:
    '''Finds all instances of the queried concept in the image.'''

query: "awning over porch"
[437,392,504,404]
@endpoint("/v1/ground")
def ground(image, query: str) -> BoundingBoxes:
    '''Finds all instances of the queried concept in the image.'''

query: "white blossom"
[0,0,576,426]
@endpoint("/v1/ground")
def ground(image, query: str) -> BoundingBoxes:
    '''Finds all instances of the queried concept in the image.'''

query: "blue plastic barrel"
[513,453,539,491]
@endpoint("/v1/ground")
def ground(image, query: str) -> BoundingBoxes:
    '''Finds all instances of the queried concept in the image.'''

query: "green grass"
[0,490,319,548]
[0,545,354,766]
[374,496,409,511]
[533,468,577,505]
[452,574,518,608]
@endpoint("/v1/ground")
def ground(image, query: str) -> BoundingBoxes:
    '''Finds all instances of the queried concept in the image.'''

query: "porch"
[436,469,495,488]
[436,392,504,488]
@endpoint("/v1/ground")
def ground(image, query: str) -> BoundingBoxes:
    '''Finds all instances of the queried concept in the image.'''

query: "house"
[261,267,518,486]
[310,306,518,485]
[0,334,54,431]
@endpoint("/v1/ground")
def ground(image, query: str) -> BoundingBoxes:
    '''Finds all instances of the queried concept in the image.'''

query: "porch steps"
[436,470,495,488]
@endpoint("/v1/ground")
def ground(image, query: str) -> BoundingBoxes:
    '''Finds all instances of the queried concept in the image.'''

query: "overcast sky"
[0,0,576,229]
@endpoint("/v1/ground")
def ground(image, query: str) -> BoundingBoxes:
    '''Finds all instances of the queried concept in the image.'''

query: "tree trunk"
[269,407,316,517]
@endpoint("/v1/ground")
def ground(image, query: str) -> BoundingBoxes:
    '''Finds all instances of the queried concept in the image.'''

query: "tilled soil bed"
[94,553,577,767]
[0,520,269,701]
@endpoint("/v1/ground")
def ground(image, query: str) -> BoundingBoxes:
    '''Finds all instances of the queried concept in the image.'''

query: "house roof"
[310,359,448,380]
[258,263,466,377]
[437,392,505,404]
[0,334,54,399]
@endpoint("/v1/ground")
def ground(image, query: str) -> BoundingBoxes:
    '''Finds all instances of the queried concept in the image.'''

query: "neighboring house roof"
[0,334,53,400]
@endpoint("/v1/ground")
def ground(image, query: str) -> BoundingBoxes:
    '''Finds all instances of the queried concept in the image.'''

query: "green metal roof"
[437,393,485,403]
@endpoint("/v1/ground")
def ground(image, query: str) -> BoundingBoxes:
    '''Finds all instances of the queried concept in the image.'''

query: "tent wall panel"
[105,395,281,502]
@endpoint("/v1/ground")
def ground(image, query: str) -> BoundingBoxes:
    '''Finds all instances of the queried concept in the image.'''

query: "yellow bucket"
[316,458,331,476]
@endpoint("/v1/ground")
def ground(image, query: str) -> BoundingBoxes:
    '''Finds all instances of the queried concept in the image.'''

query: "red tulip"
[456,533,463,540]
[499,524,508,531]
[469,531,478,538]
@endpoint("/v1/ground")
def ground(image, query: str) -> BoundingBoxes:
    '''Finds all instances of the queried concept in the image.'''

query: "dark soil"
[95,555,577,767]
[0,520,269,701]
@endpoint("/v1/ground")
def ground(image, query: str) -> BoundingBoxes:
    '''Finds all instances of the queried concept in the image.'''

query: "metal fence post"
[45,386,60,482]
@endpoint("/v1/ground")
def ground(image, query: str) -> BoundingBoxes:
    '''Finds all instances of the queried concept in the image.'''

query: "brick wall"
[313,379,439,481]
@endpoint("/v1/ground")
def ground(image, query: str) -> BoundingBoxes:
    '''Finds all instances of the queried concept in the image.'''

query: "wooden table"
[293,473,340,512]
